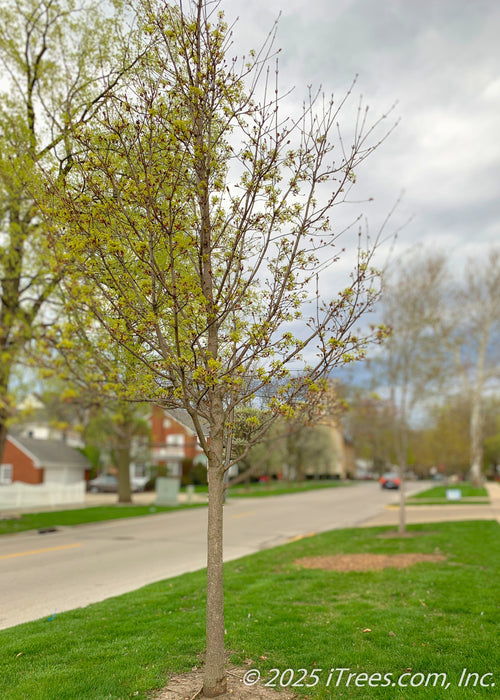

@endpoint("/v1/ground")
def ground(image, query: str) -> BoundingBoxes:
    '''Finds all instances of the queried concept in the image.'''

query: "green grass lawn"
[0,503,206,537]
[1,520,498,699]
[408,483,489,504]
[226,479,349,498]
[182,480,349,498]
[405,500,490,506]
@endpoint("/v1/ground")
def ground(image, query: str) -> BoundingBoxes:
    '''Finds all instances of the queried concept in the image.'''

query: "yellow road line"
[228,510,257,520]
[288,532,316,542]
[0,543,83,560]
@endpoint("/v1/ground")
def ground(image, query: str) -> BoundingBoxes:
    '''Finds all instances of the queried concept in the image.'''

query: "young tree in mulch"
[42,0,395,693]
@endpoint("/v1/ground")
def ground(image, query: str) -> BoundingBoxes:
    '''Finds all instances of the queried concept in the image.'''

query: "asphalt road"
[0,481,424,630]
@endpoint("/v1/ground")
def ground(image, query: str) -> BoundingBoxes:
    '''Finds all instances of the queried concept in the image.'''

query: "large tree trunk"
[0,348,14,464]
[203,410,227,697]
[0,417,8,471]
[115,445,133,504]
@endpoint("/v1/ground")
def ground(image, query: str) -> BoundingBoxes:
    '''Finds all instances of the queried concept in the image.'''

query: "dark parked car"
[88,474,147,493]
[379,472,401,489]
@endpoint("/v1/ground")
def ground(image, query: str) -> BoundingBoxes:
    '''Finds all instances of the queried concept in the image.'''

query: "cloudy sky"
[223,0,500,270]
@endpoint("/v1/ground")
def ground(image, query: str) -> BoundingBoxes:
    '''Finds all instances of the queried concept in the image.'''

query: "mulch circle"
[295,552,446,572]
[151,666,297,699]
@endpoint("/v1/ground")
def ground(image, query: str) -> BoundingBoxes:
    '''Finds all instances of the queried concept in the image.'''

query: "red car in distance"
[379,472,401,489]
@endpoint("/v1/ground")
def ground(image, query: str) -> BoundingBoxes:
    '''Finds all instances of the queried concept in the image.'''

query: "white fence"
[0,481,86,511]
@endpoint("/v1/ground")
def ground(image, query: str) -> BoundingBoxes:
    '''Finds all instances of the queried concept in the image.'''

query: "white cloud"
[225,0,499,261]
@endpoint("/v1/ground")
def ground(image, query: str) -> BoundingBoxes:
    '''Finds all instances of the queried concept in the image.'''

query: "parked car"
[87,474,147,493]
[379,472,400,489]
[88,474,118,493]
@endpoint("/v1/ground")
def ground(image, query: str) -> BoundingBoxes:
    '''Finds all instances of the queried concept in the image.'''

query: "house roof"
[162,408,210,437]
[8,434,90,470]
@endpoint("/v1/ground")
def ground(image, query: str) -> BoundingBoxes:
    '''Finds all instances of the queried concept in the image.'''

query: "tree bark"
[203,410,227,697]
[0,414,8,467]
[391,389,407,535]
[469,395,484,487]
[115,444,133,504]
[0,366,12,464]
[397,425,407,535]
[398,469,406,535]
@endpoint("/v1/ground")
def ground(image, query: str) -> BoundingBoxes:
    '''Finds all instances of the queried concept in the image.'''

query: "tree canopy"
[40,0,394,694]
[0,0,140,455]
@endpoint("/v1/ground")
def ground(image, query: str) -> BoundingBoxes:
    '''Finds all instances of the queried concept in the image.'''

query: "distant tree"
[0,0,139,458]
[285,423,339,480]
[435,249,500,486]
[371,247,500,491]
[84,402,151,502]
[343,388,396,473]
[377,251,447,532]
[229,404,341,484]
[229,407,288,484]
[38,314,153,503]
[43,0,394,693]
[411,396,471,475]
[412,394,500,479]
[483,410,500,478]
[10,378,88,439]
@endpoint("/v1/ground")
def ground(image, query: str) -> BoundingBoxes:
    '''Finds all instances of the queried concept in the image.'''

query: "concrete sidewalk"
[84,490,208,507]
[0,489,208,517]
[360,481,500,528]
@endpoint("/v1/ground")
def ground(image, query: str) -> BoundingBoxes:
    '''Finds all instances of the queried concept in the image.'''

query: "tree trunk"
[398,468,406,534]
[116,445,133,504]
[395,421,407,535]
[469,396,484,487]
[0,410,9,466]
[203,446,227,695]
[0,364,12,464]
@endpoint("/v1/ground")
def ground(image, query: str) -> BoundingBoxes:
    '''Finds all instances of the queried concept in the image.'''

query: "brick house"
[0,434,90,509]
[150,406,208,477]
[1,434,90,485]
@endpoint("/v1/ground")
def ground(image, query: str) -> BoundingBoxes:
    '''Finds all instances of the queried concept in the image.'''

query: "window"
[166,434,185,446]
[0,464,13,485]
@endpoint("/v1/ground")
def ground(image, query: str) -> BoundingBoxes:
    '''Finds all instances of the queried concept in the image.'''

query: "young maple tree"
[43,0,394,694]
